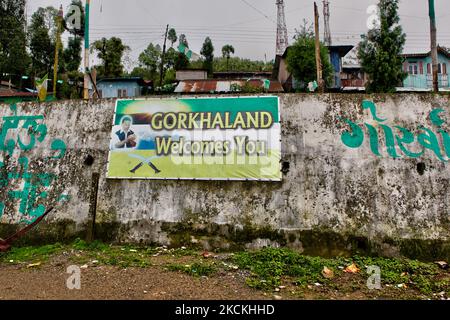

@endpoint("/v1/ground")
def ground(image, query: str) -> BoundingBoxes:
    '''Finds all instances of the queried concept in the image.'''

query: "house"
[339,48,368,91]
[174,79,284,94]
[272,45,354,91]
[327,45,355,89]
[96,77,152,99]
[0,81,39,103]
[176,69,208,81]
[402,46,449,90]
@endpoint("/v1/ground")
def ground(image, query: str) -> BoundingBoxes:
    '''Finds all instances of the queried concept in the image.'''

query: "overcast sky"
[27,0,450,68]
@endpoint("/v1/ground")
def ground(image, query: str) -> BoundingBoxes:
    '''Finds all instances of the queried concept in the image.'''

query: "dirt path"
[0,243,448,300]
[0,256,267,300]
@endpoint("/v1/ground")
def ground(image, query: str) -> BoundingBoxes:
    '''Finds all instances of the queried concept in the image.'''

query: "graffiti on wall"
[0,104,69,224]
[340,100,450,162]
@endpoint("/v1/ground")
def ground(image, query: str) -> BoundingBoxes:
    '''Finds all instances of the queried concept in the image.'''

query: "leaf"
[27,262,42,268]
[344,263,360,274]
[322,266,334,279]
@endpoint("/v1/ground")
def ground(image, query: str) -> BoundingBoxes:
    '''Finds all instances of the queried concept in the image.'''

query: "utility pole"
[323,0,331,47]
[84,0,91,100]
[428,0,439,93]
[314,2,324,93]
[53,5,63,98]
[159,24,169,88]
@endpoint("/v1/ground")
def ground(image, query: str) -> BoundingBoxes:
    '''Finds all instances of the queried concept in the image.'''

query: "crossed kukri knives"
[128,154,161,174]
[0,207,54,252]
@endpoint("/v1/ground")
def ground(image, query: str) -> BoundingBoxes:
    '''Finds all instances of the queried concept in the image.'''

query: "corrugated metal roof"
[174,79,284,93]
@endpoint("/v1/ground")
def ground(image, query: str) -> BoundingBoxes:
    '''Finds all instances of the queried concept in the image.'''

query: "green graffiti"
[430,109,445,127]
[341,119,364,148]
[381,125,400,159]
[340,101,449,162]
[395,126,424,158]
[417,126,447,162]
[362,100,387,123]
[365,123,381,156]
[50,139,67,159]
[0,104,68,224]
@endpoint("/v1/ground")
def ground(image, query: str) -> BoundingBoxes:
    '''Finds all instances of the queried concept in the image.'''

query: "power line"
[239,0,277,25]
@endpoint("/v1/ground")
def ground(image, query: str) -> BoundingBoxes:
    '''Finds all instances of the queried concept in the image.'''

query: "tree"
[286,28,333,91]
[29,7,57,77]
[358,0,406,93]
[222,45,235,71]
[137,43,161,81]
[0,0,30,86]
[200,37,214,76]
[64,36,83,72]
[92,37,130,77]
[168,28,177,47]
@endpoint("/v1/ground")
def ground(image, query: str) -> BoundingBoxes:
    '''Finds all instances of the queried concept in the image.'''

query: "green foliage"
[137,43,161,81]
[230,82,264,94]
[28,7,57,77]
[0,0,30,86]
[0,243,64,264]
[167,262,216,277]
[233,248,449,295]
[222,44,235,71]
[64,36,82,72]
[286,34,333,91]
[201,37,214,76]
[233,248,333,289]
[168,28,177,47]
[358,0,407,93]
[189,57,272,72]
[92,37,130,77]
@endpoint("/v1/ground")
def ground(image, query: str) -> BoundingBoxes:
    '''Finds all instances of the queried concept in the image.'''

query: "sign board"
[107,97,281,181]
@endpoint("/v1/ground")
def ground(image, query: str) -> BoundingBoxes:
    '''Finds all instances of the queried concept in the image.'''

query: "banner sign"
[107,97,281,181]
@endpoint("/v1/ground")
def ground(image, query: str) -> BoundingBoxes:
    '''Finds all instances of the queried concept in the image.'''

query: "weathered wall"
[1,94,449,261]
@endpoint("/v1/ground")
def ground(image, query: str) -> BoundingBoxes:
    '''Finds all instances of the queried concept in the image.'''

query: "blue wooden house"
[96,77,152,98]
[402,47,449,90]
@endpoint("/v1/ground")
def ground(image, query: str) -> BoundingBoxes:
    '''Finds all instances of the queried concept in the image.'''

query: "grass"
[232,248,450,295]
[1,241,448,297]
[166,262,216,277]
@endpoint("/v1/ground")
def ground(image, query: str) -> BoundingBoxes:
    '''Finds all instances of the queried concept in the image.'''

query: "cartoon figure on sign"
[112,116,137,150]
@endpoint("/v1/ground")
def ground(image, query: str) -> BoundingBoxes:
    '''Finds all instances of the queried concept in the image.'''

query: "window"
[438,64,442,74]
[427,63,431,74]
[443,63,447,75]
[408,63,418,75]
[117,89,128,98]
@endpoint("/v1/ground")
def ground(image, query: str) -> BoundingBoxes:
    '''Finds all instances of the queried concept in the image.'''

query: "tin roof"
[174,79,284,93]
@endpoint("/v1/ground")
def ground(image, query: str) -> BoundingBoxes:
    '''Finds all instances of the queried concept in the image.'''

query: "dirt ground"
[0,242,450,300]
[0,245,448,300]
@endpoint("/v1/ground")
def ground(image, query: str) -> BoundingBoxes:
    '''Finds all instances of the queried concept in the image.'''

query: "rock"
[322,266,334,279]
[435,261,449,270]
[273,295,282,300]
[80,264,88,269]
[27,262,41,268]
[274,288,280,292]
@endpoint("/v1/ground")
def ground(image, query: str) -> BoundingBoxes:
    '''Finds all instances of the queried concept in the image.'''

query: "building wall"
[176,70,207,81]
[403,53,449,89]
[1,94,450,260]
[97,81,141,98]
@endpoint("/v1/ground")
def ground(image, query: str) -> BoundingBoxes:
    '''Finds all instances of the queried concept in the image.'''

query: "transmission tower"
[323,0,332,46]
[276,0,289,56]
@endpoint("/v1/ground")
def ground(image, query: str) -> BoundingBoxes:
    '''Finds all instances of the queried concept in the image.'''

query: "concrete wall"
[1,94,449,261]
